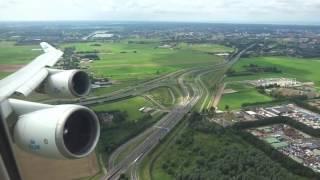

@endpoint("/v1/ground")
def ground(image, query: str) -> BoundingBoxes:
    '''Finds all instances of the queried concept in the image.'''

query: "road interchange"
[94,46,253,180]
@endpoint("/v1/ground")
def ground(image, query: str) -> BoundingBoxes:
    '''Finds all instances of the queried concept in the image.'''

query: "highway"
[105,69,211,171]
[104,67,230,180]
[80,64,227,107]
[98,46,254,180]
[126,63,231,180]
[103,68,202,180]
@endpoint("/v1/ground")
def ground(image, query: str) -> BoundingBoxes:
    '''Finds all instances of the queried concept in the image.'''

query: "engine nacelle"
[42,69,91,98]
[13,103,100,159]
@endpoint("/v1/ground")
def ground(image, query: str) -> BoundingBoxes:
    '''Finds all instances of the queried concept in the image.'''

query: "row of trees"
[240,95,308,108]
[293,99,320,114]
[244,64,282,73]
[59,47,80,70]
[61,46,101,70]
[226,64,282,77]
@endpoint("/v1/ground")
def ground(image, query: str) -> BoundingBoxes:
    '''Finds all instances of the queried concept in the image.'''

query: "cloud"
[0,0,319,24]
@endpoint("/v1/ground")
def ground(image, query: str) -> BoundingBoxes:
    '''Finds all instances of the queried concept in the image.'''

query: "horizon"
[0,20,320,26]
[1,0,320,25]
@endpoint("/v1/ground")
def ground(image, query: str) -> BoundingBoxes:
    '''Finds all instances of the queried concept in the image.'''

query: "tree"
[119,173,128,180]
[209,106,217,118]
[61,46,80,69]
[225,105,230,112]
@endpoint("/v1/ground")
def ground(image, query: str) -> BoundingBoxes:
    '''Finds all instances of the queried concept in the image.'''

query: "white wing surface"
[0,42,63,98]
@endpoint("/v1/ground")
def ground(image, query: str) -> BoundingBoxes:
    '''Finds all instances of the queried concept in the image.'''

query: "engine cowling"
[13,104,100,159]
[42,69,91,98]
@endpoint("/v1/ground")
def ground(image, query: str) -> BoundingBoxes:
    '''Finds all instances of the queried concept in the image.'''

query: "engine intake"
[69,70,91,97]
[56,107,99,158]
[42,69,91,98]
[11,100,100,159]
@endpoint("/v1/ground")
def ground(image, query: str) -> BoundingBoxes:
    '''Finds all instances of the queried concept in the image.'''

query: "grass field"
[229,56,320,86]
[0,40,231,92]
[148,87,175,107]
[0,72,9,79]
[218,83,273,110]
[219,56,320,110]
[0,41,40,65]
[0,41,41,79]
[62,42,227,81]
[90,96,153,121]
[177,43,234,53]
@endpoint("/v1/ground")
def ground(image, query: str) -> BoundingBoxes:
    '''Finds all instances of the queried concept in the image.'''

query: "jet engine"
[10,99,100,159]
[40,69,91,98]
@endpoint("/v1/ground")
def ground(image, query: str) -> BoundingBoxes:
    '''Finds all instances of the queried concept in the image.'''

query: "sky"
[1,0,320,24]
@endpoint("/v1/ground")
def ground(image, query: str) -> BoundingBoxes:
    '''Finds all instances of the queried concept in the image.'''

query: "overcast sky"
[1,0,320,24]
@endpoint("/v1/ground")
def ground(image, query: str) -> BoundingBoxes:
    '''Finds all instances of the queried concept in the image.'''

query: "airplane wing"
[0,42,63,98]
[0,42,99,162]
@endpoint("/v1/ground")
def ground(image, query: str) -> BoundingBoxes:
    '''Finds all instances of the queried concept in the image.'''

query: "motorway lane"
[126,46,255,180]
[103,69,202,180]
[100,46,254,180]
[106,69,204,170]
[106,67,224,169]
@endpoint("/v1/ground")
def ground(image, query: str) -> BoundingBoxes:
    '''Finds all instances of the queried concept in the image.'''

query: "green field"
[62,42,227,81]
[0,40,231,94]
[0,41,40,65]
[91,96,153,121]
[0,72,10,79]
[148,87,175,107]
[177,43,234,53]
[229,56,320,86]
[145,119,306,180]
[218,56,320,110]
[218,83,273,110]
[0,41,41,79]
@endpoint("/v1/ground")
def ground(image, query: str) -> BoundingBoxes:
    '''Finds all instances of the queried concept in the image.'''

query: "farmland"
[0,41,228,92]
[218,83,273,110]
[0,72,9,79]
[177,43,234,53]
[218,56,320,110]
[62,41,226,81]
[0,41,40,65]
[229,56,320,86]
[0,41,41,79]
